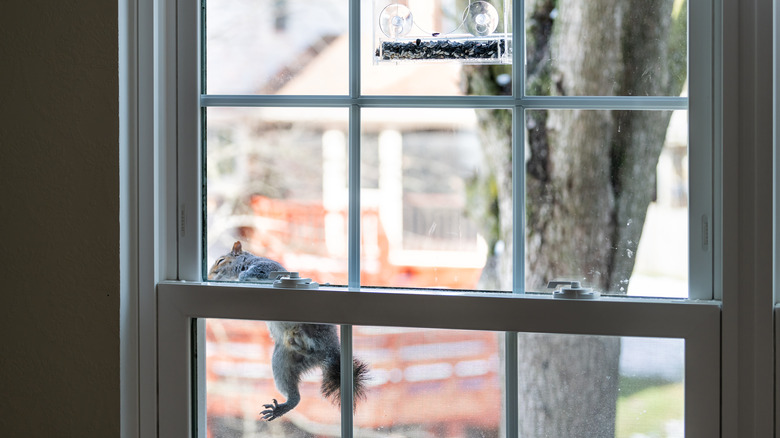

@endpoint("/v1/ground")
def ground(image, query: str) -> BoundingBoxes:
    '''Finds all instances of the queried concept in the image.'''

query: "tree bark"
[517,333,621,437]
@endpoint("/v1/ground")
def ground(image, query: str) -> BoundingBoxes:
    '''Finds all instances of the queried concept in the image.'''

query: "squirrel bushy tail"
[321,357,371,407]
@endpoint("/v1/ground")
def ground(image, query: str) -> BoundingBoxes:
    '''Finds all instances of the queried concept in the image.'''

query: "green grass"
[615,381,684,438]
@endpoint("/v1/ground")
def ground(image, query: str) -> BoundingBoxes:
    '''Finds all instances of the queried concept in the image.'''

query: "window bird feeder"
[374,0,511,64]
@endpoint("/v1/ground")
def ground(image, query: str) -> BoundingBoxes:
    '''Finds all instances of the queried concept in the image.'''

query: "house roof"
[269,34,476,131]
[277,34,463,96]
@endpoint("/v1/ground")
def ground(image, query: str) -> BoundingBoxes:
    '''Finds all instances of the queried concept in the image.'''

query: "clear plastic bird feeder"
[374,0,511,64]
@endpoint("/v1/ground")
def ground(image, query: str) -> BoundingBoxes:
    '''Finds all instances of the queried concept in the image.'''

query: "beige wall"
[0,1,119,436]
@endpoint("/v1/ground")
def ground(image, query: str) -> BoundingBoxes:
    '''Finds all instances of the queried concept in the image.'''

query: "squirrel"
[208,241,370,421]
[207,240,286,281]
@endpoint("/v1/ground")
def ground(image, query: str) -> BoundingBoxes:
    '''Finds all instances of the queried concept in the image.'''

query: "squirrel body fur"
[208,241,369,421]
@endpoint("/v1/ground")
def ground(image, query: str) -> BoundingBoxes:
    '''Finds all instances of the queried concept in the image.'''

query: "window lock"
[272,272,320,290]
[546,280,600,300]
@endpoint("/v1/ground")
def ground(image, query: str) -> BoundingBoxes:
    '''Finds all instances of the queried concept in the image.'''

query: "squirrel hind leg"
[263,345,306,421]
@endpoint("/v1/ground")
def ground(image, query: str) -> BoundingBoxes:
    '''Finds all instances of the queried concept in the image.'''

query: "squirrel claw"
[260,399,281,421]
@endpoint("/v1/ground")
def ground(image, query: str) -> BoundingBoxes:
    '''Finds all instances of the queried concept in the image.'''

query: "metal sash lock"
[547,280,600,300]
[271,272,320,290]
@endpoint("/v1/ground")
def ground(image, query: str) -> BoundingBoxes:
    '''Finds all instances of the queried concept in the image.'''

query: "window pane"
[205,0,349,95]
[204,319,341,437]
[205,107,349,285]
[201,324,686,438]
[525,109,688,297]
[517,333,684,438]
[360,108,511,291]
[524,0,687,96]
[353,326,505,437]
[364,0,513,96]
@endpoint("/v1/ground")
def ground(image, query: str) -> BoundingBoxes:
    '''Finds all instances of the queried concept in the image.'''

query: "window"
[116,0,770,436]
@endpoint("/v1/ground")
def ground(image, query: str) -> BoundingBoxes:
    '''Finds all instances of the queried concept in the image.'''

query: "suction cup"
[379,4,414,38]
[465,1,499,36]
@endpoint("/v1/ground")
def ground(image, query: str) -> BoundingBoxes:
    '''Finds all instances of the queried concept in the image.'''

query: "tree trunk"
[466,0,686,435]
[517,333,621,437]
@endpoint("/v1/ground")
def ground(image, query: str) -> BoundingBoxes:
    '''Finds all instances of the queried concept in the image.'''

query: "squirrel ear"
[231,241,243,255]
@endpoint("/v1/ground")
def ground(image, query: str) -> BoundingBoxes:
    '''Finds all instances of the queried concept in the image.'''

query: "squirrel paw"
[260,399,285,422]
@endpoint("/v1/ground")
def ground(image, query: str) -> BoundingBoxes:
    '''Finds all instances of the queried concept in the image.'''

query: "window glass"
[360,108,509,290]
[203,319,685,438]
[363,0,512,96]
[525,109,688,297]
[516,333,684,438]
[353,326,505,437]
[204,319,341,437]
[524,0,687,97]
[205,0,349,95]
[205,107,349,285]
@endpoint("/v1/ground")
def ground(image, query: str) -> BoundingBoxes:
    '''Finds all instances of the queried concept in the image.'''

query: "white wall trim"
[119,0,139,434]
[720,0,776,436]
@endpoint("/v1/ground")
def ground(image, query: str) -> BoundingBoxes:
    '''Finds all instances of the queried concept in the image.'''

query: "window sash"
[187,0,714,298]
[157,282,721,437]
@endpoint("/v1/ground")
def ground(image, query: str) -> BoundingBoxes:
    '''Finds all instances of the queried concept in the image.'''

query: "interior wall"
[0,1,119,436]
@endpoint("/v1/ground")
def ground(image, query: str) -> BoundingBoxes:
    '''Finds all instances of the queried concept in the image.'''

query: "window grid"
[198,0,696,292]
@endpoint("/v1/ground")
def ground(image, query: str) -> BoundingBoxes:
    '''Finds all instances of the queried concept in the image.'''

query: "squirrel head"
[207,241,247,280]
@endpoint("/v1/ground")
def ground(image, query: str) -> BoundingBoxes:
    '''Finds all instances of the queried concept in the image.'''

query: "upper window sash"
[179,0,716,300]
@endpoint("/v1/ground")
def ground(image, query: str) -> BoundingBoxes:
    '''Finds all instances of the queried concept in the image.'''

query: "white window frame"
[775,0,780,436]
[118,0,776,437]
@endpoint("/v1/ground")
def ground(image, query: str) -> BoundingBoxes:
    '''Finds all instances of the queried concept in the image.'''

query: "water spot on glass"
[496,73,511,86]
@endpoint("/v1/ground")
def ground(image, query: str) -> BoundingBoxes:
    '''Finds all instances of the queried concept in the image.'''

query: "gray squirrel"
[208,241,370,421]
[208,240,286,281]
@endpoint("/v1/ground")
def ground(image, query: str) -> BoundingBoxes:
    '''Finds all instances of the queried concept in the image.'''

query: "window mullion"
[345,1,360,437]
[514,0,525,99]
[513,109,525,294]
[348,0,361,289]
[199,94,686,110]
[504,332,519,438]
[340,324,354,438]
[349,0,360,99]
[348,105,361,289]
[506,2,524,434]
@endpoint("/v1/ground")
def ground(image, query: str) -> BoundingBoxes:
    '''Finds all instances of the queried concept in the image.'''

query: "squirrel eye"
[216,257,225,265]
